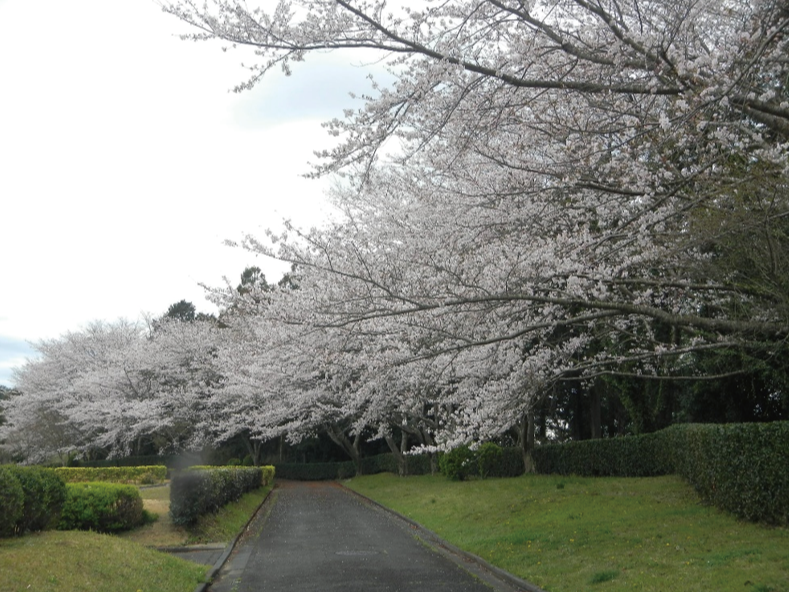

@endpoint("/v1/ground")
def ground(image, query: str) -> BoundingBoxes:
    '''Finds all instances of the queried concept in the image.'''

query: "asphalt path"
[207,480,539,592]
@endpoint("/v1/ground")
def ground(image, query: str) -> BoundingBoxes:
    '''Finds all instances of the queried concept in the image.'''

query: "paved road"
[207,481,536,592]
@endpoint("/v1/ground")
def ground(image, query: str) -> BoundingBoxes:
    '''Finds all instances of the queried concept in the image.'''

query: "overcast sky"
[0,0,389,386]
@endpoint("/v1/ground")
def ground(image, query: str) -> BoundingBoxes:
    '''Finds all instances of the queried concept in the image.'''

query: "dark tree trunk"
[590,387,602,439]
[241,434,263,465]
[384,430,409,476]
[516,410,536,473]
[325,423,363,475]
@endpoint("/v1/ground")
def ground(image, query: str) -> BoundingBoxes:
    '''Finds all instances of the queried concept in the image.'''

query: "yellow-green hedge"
[54,466,167,485]
[188,465,275,486]
[58,482,145,533]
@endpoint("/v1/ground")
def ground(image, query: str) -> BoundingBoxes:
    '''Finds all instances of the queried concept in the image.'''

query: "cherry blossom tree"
[11,0,787,463]
[161,0,789,336]
[0,317,227,463]
[160,0,789,452]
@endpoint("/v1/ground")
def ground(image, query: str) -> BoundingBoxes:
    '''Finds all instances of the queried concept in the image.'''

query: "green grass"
[0,482,272,592]
[0,530,208,592]
[345,473,789,592]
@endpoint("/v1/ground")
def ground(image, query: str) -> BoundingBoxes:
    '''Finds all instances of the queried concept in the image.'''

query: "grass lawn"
[0,482,272,592]
[0,530,208,592]
[346,473,789,592]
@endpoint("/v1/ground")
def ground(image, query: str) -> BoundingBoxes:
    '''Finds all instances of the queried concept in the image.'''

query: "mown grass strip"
[346,473,789,592]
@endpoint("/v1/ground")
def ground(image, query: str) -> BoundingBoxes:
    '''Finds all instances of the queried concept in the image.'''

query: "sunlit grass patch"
[346,473,789,592]
[0,530,208,592]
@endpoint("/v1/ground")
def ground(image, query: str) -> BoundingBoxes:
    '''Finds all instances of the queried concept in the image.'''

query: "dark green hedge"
[0,466,67,537]
[170,467,263,526]
[273,461,356,481]
[0,467,24,537]
[438,444,526,480]
[58,482,144,533]
[531,432,669,477]
[532,422,789,526]
[273,453,436,481]
[664,423,789,525]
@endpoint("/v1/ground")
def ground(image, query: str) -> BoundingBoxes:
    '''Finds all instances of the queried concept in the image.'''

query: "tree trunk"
[384,430,409,476]
[241,433,263,465]
[516,410,536,473]
[590,387,602,439]
[325,423,363,475]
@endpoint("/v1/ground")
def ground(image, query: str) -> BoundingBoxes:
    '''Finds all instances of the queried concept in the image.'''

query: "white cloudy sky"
[0,0,390,386]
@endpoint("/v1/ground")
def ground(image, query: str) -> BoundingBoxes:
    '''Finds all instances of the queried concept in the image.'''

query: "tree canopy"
[3,0,788,464]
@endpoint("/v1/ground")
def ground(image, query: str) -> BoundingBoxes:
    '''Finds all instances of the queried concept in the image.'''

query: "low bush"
[170,467,264,526]
[260,465,275,486]
[4,466,67,534]
[58,482,145,533]
[439,445,477,481]
[54,466,168,485]
[0,467,24,537]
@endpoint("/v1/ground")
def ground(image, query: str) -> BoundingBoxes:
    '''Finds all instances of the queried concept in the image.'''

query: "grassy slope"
[0,530,208,592]
[346,473,789,592]
[0,483,272,592]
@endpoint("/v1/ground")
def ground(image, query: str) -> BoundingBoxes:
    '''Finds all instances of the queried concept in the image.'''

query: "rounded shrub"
[439,445,477,481]
[58,482,144,533]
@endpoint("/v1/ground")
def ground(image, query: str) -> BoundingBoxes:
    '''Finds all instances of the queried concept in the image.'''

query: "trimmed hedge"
[273,461,356,481]
[58,482,145,533]
[80,454,200,469]
[664,423,789,525]
[4,466,67,534]
[54,466,168,485]
[0,466,67,537]
[170,466,266,526]
[0,466,24,537]
[273,454,434,481]
[532,422,789,526]
[531,432,668,477]
[188,465,275,487]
